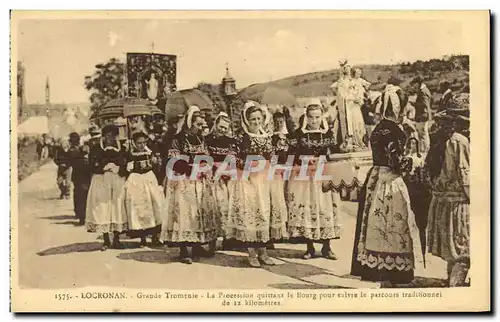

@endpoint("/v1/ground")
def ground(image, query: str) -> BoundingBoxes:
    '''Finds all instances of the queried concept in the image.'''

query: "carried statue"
[330,60,369,150]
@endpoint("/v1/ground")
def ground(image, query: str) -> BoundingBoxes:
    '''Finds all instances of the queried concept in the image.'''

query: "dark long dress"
[147,139,165,185]
[403,158,432,262]
[270,133,291,242]
[350,119,421,284]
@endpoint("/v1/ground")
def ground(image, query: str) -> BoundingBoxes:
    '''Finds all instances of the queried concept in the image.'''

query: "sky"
[16,18,465,104]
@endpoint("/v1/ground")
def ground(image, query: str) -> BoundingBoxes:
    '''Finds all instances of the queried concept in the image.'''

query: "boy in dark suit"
[67,132,92,225]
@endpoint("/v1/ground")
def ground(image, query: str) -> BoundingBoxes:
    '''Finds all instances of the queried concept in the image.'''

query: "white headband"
[241,101,270,138]
[131,139,152,153]
[301,100,328,134]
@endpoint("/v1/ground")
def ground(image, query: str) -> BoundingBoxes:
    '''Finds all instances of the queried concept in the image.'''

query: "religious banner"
[126,52,177,104]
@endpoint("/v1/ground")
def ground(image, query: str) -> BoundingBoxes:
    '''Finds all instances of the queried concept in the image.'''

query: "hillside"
[237,55,470,107]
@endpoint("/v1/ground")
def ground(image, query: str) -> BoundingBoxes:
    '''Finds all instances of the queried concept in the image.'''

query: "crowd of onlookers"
[360,75,468,156]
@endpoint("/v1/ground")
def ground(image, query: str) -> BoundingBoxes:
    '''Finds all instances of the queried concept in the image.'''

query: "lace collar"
[130,141,152,156]
[100,138,121,152]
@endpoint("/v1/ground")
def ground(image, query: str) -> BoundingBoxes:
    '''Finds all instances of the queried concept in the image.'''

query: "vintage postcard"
[10,10,490,312]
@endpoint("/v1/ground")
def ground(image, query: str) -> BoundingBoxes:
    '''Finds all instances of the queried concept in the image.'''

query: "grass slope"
[238,57,470,108]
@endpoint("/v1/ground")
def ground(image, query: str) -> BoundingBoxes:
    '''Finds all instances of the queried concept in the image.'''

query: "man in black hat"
[409,76,432,154]
[437,80,453,113]
[53,136,72,199]
[148,122,167,184]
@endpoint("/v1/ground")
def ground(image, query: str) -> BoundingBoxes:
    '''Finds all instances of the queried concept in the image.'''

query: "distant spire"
[45,76,50,105]
[223,62,234,81]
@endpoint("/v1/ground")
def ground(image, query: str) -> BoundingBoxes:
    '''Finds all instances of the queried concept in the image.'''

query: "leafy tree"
[195,82,227,112]
[84,58,125,111]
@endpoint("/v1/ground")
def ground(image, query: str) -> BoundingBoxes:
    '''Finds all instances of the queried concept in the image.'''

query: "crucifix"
[151,40,155,54]
[149,41,156,67]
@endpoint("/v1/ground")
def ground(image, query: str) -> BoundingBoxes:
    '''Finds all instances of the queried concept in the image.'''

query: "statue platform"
[324,150,373,201]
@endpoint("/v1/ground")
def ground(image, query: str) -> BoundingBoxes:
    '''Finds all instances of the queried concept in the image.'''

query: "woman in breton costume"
[161,106,218,264]
[271,112,290,242]
[123,130,164,247]
[205,112,238,253]
[225,101,288,267]
[287,98,342,260]
[269,111,292,247]
[425,93,470,287]
[330,62,367,148]
[271,111,291,164]
[86,124,128,251]
[350,84,423,286]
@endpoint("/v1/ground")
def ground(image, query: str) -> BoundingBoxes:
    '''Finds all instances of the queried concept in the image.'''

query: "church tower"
[45,76,50,105]
[221,63,237,97]
[220,63,237,134]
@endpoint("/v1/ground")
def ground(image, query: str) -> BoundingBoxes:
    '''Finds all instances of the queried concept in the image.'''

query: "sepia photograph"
[10,10,490,312]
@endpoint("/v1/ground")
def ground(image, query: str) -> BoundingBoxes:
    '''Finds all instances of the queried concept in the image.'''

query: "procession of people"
[51,63,470,288]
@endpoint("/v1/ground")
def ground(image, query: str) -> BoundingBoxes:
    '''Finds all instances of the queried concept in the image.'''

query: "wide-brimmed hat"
[434,93,469,122]
[387,75,403,86]
[69,132,80,141]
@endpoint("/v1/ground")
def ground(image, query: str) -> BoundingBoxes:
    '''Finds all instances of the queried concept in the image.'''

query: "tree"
[84,58,125,111]
[195,82,227,113]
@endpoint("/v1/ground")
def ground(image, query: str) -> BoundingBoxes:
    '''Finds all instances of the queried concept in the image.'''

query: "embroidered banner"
[126,52,177,103]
